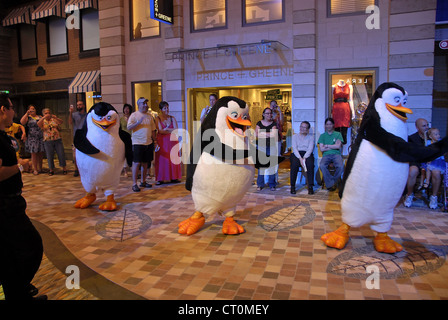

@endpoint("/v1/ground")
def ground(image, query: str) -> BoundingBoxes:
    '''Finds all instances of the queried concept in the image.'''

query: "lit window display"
[131,0,160,40]
[243,0,284,25]
[192,0,226,31]
[328,69,376,144]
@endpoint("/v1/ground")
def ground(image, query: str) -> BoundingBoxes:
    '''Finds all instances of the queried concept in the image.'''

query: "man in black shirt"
[403,118,429,207]
[0,93,45,300]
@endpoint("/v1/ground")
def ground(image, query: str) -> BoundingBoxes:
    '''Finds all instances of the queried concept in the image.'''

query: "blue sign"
[150,0,173,24]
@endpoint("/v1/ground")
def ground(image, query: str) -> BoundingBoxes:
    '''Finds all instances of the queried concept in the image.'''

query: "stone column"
[164,0,185,130]
[292,0,317,132]
[98,0,126,108]
[389,0,437,124]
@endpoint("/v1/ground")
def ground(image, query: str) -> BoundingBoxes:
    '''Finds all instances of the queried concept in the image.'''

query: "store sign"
[196,66,293,81]
[440,40,448,50]
[150,0,173,24]
[170,42,274,62]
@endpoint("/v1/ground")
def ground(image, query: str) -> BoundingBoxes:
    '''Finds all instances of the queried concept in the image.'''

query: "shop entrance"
[188,84,292,152]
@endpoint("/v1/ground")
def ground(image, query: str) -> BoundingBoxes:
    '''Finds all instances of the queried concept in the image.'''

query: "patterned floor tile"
[1,160,447,301]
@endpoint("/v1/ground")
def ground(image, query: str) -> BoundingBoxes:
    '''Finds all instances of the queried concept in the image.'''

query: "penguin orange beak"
[226,116,251,137]
[385,104,413,122]
[92,118,117,131]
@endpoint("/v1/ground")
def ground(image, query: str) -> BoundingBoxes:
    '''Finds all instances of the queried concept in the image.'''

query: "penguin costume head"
[201,96,251,149]
[357,82,412,142]
[74,102,132,165]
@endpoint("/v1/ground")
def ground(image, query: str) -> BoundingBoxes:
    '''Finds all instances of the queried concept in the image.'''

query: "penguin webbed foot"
[373,233,403,254]
[99,195,118,211]
[222,217,245,235]
[321,223,350,249]
[74,193,96,209]
[178,212,205,235]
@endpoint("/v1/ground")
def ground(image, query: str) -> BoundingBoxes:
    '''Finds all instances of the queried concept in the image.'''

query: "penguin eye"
[106,115,112,121]
[394,97,400,104]
[402,98,407,106]
[242,114,248,120]
[230,112,238,119]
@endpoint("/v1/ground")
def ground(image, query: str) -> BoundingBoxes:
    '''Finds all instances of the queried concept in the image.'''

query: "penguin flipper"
[74,127,100,155]
[119,128,133,167]
[364,121,448,163]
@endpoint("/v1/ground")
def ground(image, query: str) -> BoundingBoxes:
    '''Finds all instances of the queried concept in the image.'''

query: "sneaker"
[139,182,152,188]
[403,194,413,207]
[132,184,141,192]
[429,195,438,209]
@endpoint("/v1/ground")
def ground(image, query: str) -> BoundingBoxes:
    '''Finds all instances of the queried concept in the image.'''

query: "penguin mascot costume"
[179,96,281,236]
[321,82,448,253]
[74,102,132,211]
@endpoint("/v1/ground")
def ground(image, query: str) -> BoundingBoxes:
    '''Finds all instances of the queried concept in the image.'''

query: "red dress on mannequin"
[332,83,351,128]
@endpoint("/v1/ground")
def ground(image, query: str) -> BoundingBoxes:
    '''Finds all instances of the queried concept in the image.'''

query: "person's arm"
[292,134,302,160]
[68,105,74,126]
[0,158,21,181]
[52,115,63,125]
[18,124,26,141]
[20,112,29,126]
[37,116,45,129]
[127,114,142,131]
[303,134,314,159]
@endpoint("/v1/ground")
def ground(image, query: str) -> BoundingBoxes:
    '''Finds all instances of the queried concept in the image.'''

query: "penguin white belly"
[341,139,408,233]
[192,152,254,216]
[76,133,125,196]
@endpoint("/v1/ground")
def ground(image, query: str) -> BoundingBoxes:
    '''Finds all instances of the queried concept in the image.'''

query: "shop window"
[18,24,37,61]
[327,69,377,144]
[191,0,227,32]
[80,9,99,51]
[131,81,162,113]
[328,0,376,16]
[243,0,284,26]
[47,17,68,57]
[130,0,160,40]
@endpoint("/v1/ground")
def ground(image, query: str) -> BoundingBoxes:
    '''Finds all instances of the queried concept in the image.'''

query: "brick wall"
[9,18,100,85]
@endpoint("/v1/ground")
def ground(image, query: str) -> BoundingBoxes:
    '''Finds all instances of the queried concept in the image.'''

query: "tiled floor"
[1,158,448,301]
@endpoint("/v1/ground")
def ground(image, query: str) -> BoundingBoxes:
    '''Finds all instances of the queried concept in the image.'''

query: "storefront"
[167,40,293,150]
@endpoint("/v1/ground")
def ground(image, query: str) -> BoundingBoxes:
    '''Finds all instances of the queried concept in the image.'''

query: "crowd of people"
[3,95,447,204]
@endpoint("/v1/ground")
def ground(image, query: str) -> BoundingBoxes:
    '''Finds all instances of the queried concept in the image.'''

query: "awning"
[68,71,101,94]
[32,0,66,20]
[65,0,98,13]
[2,5,35,27]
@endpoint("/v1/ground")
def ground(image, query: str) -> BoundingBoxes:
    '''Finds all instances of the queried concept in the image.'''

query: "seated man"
[318,118,344,191]
[403,118,429,207]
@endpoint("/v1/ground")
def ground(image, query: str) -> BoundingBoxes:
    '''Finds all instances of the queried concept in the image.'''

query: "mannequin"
[332,80,354,144]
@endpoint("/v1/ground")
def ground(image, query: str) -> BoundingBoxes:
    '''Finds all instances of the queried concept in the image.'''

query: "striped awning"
[2,5,35,27]
[32,0,66,20]
[65,0,98,13]
[68,71,101,94]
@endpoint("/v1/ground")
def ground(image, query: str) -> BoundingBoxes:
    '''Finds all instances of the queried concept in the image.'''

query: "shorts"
[133,144,154,163]
[427,158,446,172]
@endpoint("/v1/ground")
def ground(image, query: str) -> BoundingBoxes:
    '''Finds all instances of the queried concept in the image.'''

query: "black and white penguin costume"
[74,102,132,211]
[180,96,280,235]
[321,82,448,253]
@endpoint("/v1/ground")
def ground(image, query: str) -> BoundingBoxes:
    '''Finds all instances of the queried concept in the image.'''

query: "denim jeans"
[44,139,67,170]
[319,154,344,189]
[256,144,277,188]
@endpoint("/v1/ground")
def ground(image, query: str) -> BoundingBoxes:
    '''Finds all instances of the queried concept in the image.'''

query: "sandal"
[63,170,68,175]
[48,171,54,176]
